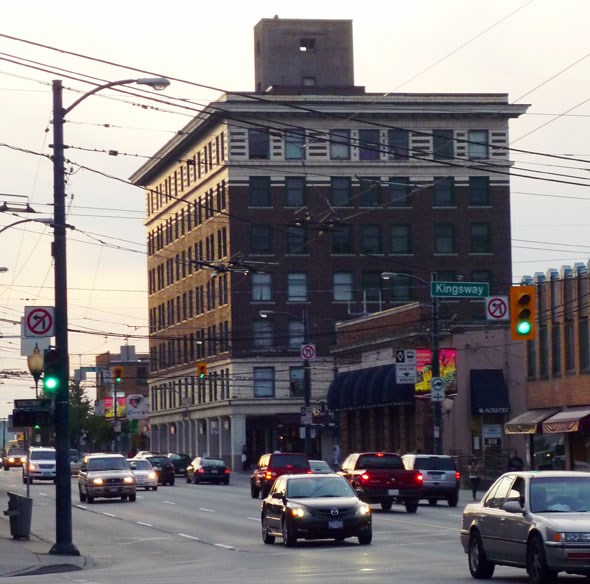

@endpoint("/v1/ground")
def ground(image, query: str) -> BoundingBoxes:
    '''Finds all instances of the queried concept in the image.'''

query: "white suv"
[23,447,57,484]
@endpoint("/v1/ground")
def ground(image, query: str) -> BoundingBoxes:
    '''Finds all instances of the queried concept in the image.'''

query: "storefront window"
[533,434,565,470]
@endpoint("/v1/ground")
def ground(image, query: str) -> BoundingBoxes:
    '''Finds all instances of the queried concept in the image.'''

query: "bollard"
[3,491,32,540]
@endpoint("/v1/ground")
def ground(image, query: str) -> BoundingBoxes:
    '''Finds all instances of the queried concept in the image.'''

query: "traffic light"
[43,348,59,394]
[510,284,536,341]
[113,367,123,384]
[197,361,207,379]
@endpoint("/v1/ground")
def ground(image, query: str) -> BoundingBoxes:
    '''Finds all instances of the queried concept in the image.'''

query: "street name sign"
[431,281,489,298]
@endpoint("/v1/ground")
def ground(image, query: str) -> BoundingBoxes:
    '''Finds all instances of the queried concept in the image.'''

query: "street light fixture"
[259,309,312,457]
[50,76,170,556]
[381,271,442,455]
[27,343,44,398]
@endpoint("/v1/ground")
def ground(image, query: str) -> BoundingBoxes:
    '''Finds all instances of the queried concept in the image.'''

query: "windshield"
[7,449,25,456]
[270,454,309,468]
[412,457,456,471]
[287,477,354,498]
[88,457,129,471]
[530,476,590,512]
[201,459,225,467]
[129,460,152,470]
[30,451,55,460]
[357,454,403,470]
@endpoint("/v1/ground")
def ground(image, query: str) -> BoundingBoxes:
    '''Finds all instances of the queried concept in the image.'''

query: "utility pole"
[431,274,442,455]
[303,309,311,458]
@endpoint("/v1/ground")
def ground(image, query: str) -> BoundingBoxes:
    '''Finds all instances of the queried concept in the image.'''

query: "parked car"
[70,456,85,476]
[186,457,230,485]
[144,455,175,486]
[310,460,334,474]
[3,447,26,470]
[78,453,136,503]
[402,453,460,507]
[251,452,311,499]
[261,473,372,547]
[461,470,590,583]
[168,453,192,476]
[23,446,56,484]
[128,458,158,490]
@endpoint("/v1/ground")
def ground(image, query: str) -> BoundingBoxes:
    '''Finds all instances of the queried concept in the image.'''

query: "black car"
[167,453,192,476]
[186,457,230,485]
[145,455,175,486]
[261,473,372,547]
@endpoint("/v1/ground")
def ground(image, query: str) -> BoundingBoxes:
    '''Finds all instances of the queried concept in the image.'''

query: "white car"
[128,458,158,491]
[23,446,56,484]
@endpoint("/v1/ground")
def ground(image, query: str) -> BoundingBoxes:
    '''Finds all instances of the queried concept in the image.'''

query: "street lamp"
[259,309,311,457]
[27,343,44,398]
[381,271,442,455]
[50,76,170,556]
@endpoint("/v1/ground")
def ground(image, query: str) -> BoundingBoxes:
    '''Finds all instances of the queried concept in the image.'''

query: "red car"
[250,452,311,498]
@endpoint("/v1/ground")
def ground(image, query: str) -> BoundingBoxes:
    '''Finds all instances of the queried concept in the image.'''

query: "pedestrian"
[332,444,340,468]
[507,450,524,471]
[241,444,248,471]
[468,457,481,501]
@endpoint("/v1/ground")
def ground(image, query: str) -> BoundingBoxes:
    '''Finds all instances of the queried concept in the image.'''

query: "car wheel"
[335,536,346,543]
[121,495,128,501]
[186,474,191,483]
[193,475,200,485]
[448,493,459,508]
[468,531,495,579]
[261,485,271,499]
[381,501,393,511]
[129,494,137,502]
[79,488,87,503]
[261,515,275,544]
[250,484,260,498]
[282,518,296,547]
[428,498,438,506]
[87,495,95,504]
[222,478,229,485]
[153,486,158,491]
[527,535,557,584]
[169,478,175,486]
[405,501,418,514]
[3,466,9,471]
[358,532,372,545]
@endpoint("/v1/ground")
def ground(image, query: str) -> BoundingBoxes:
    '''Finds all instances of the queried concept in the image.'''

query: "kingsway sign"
[431,281,490,298]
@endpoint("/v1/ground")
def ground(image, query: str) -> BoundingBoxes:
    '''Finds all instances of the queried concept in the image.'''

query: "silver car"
[402,453,459,507]
[461,471,590,583]
[128,458,158,491]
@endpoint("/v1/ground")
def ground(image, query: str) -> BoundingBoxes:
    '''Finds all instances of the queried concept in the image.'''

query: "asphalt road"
[0,469,583,584]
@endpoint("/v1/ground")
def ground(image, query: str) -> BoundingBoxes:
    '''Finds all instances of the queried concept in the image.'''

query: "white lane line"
[102,512,116,518]
[137,521,152,527]
[199,507,215,513]
[162,500,176,505]
[214,543,234,549]
[247,517,259,522]
[74,505,87,510]
[179,533,200,540]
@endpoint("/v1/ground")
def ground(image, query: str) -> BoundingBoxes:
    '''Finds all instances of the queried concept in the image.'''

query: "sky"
[1,0,589,418]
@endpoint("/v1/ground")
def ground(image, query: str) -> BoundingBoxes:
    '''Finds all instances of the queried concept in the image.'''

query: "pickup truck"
[338,452,423,513]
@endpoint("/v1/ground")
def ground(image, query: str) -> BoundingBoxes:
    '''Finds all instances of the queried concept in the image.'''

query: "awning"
[504,408,561,434]
[470,369,510,415]
[542,407,590,434]
[327,365,414,411]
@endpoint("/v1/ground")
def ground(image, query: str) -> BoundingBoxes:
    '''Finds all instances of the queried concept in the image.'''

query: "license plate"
[328,520,343,529]
[211,470,218,473]
[107,487,119,493]
[388,489,399,496]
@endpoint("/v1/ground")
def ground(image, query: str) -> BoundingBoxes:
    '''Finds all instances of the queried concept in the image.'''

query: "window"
[288,320,305,349]
[289,367,305,397]
[435,224,455,253]
[288,273,308,301]
[299,38,315,52]
[389,273,412,301]
[391,224,411,254]
[359,177,380,207]
[286,226,307,254]
[388,177,411,207]
[579,319,590,370]
[433,129,454,159]
[469,176,490,206]
[253,367,274,397]
[433,177,455,206]
[251,273,272,301]
[333,272,353,302]
[361,225,382,254]
[358,129,380,160]
[251,225,272,254]
[285,132,305,160]
[332,224,353,254]
[565,321,575,372]
[331,177,352,206]
[388,129,409,160]
[330,129,350,160]
[472,270,492,284]
[437,270,457,283]
[362,271,382,302]
[468,130,489,159]
[249,129,269,159]
[249,176,271,206]
[253,320,273,349]
[552,324,561,375]
[285,177,306,207]
[470,223,492,253]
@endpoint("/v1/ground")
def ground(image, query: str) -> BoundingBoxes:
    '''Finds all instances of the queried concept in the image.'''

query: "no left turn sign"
[301,343,316,360]
[24,306,55,337]
[485,296,509,321]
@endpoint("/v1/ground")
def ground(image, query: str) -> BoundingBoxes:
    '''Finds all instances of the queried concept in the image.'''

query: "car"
[402,453,459,507]
[70,455,85,476]
[251,452,311,499]
[461,470,590,583]
[23,446,56,483]
[310,460,334,474]
[261,473,372,547]
[128,458,158,490]
[3,447,26,470]
[132,450,160,459]
[168,453,192,476]
[144,455,175,486]
[186,457,230,485]
[78,453,137,503]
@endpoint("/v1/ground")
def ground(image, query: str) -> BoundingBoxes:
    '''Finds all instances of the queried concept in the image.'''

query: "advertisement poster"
[103,396,127,419]
[414,348,457,394]
[126,394,149,420]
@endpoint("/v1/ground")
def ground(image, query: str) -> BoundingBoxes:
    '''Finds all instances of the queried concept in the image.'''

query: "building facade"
[130,18,527,469]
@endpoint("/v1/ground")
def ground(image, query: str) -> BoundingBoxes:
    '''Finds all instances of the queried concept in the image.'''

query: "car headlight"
[8,457,15,463]
[28,463,38,472]
[552,532,590,543]
[290,507,307,518]
[147,471,157,479]
[124,476,134,484]
[356,504,371,516]
[92,478,104,485]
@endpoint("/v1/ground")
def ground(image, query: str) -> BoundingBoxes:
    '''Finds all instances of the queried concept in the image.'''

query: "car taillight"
[265,471,274,480]
[416,473,424,483]
[360,473,370,482]
[224,469,230,474]
[456,471,461,480]
[198,468,204,473]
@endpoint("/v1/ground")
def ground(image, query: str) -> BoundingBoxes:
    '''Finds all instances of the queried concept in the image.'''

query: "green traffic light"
[517,321,532,335]
[44,376,59,391]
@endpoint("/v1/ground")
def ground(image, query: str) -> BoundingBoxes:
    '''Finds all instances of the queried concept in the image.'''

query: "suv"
[23,447,56,484]
[3,447,26,470]
[78,453,137,503]
[250,452,311,498]
[402,454,459,507]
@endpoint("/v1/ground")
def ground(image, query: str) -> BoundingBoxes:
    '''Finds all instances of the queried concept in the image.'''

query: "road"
[0,469,576,583]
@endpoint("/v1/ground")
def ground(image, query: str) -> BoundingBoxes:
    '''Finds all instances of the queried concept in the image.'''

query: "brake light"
[456,471,461,480]
[376,452,384,457]
[198,468,204,474]
[224,469,230,474]
[416,473,424,484]
[360,473,370,482]
[265,471,273,480]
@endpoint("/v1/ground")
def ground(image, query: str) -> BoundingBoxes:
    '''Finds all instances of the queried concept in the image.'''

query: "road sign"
[431,281,489,298]
[485,296,509,321]
[301,343,316,360]
[396,349,417,384]
[24,306,55,337]
[431,377,445,402]
[14,399,51,410]
[395,349,416,365]
[300,406,312,424]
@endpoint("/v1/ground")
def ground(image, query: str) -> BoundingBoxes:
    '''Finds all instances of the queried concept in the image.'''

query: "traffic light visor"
[510,285,536,341]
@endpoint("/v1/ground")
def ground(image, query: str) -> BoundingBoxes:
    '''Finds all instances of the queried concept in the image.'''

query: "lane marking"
[102,512,116,517]
[162,500,176,505]
[247,517,259,522]
[179,533,200,540]
[137,521,152,527]
[214,543,234,549]
[199,507,215,513]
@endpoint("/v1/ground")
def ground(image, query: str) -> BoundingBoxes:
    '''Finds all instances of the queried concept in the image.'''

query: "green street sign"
[431,281,490,298]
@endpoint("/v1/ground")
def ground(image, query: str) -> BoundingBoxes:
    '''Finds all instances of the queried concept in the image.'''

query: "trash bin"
[3,491,32,540]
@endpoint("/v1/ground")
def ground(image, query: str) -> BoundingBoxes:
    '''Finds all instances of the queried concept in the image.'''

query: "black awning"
[505,408,561,434]
[470,369,510,415]
[327,365,414,411]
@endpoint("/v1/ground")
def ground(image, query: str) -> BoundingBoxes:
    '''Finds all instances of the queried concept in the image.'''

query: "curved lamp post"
[259,309,311,457]
[27,343,44,398]
[50,76,170,556]
[381,271,442,455]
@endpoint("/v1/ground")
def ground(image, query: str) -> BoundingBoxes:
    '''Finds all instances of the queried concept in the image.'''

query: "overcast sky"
[1,0,589,417]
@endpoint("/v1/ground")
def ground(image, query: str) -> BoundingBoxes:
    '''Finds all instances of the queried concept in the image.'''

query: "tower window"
[300,38,316,52]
